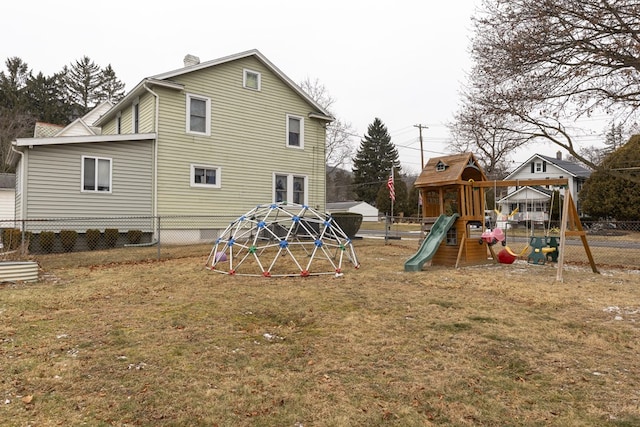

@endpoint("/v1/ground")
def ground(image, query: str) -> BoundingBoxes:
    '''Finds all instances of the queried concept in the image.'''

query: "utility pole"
[414,124,428,169]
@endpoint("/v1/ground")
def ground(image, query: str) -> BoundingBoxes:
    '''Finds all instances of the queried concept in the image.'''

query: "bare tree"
[459,0,640,181]
[449,89,530,179]
[299,77,355,172]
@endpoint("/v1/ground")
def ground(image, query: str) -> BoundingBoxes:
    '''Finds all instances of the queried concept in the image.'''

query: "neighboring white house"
[497,152,591,227]
[326,201,379,222]
[0,174,16,227]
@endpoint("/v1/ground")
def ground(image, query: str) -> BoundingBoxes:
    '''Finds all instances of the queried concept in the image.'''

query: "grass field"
[1,240,639,426]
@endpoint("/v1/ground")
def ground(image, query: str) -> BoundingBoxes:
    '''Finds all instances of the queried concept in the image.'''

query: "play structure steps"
[404,214,459,272]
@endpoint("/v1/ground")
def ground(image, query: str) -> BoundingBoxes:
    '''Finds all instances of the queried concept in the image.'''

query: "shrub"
[331,212,363,238]
[86,229,101,250]
[104,228,119,248]
[39,231,56,253]
[2,228,22,250]
[60,230,78,252]
[127,230,143,245]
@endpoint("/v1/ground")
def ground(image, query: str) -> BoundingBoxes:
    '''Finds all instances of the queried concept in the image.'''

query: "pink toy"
[481,228,505,246]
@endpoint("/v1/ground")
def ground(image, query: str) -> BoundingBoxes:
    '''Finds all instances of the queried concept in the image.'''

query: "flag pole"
[390,168,394,220]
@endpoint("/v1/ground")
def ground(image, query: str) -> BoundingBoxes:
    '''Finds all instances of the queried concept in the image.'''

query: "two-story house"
[496,152,591,226]
[8,49,333,243]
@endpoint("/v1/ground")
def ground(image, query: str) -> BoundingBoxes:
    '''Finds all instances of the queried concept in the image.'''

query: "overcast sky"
[2,0,606,174]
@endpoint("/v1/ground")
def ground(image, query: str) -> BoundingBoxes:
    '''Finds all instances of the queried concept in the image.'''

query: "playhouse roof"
[414,152,486,187]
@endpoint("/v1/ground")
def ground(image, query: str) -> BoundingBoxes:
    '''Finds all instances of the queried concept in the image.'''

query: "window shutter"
[543,161,547,172]
[531,163,535,173]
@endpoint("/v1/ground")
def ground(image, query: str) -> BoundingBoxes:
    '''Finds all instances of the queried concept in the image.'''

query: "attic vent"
[183,54,200,67]
[436,161,448,172]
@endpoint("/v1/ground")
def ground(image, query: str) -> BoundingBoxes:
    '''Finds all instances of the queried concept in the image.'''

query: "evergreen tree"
[63,56,102,116]
[352,118,400,205]
[96,64,126,103]
[24,72,72,125]
[580,135,640,221]
[0,57,30,110]
[603,122,624,154]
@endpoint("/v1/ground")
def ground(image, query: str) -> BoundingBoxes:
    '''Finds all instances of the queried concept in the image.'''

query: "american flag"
[387,173,395,202]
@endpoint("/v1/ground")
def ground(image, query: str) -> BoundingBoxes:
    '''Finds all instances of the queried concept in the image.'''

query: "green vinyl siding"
[101,93,156,135]
[154,56,326,216]
[23,140,153,218]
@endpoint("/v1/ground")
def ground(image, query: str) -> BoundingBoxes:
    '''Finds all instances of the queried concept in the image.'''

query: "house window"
[186,94,211,136]
[82,156,112,192]
[191,164,220,188]
[286,115,303,148]
[243,69,261,91]
[535,162,542,172]
[116,112,121,134]
[132,99,139,133]
[274,173,307,204]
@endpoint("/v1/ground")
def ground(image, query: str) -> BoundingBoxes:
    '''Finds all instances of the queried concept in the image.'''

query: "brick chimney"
[183,54,200,67]
[556,151,562,160]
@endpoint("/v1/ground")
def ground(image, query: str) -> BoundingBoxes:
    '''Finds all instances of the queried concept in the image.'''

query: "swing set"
[494,185,560,264]
[412,153,598,281]
[476,178,598,280]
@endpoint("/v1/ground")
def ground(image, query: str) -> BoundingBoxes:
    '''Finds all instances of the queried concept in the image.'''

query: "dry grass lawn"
[1,240,639,426]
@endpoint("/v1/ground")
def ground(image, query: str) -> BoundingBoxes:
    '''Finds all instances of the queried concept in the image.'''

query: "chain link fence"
[1,215,638,270]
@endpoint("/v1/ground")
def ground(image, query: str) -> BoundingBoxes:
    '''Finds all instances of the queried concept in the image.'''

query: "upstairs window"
[191,164,220,188]
[286,115,303,148]
[186,94,211,136]
[243,69,261,91]
[82,156,112,192]
[132,99,139,133]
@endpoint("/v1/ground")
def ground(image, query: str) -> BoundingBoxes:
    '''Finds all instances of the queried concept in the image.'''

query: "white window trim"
[190,164,221,188]
[186,93,211,136]
[273,173,308,205]
[131,97,139,133]
[286,114,304,149]
[81,155,113,194]
[243,68,261,91]
[286,114,304,150]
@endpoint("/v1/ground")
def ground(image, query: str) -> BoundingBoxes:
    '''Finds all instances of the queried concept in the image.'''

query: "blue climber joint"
[228,238,236,246]
[324,220,331,228]
[315,240,323,248]
[239,215,246,221]
[279,240,289,249]
[292,215,300,223]
[257,221,266,229]
[346,238,352,244]
[270,204,278,209]
[302,204,309,209]
[215,238,222,244]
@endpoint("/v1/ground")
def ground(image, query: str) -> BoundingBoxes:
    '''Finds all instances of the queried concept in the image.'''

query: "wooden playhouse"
[410,152,598,280]
[413,153,488,267]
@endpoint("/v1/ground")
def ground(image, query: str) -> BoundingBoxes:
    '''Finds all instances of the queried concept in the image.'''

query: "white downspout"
[143,83,159,229]
[10,145,25,222]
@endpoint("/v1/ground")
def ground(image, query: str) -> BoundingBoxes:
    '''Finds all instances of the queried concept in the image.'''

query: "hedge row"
[2,229,144,253]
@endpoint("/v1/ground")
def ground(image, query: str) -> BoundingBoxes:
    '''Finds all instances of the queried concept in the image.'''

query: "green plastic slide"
[404,214,459,272]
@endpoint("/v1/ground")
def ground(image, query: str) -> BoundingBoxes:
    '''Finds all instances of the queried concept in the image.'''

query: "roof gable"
[506,154,591,179]
[414,152,487,187]
[95,49,333,127]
